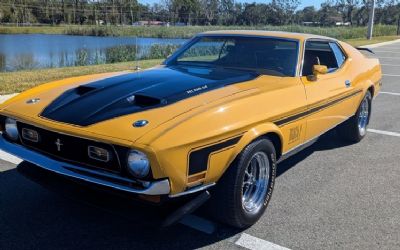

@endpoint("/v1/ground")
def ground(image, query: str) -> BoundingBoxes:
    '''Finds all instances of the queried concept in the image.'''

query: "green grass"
[0,59,162,94]
[0,24,398,40]
[0,25,67,35]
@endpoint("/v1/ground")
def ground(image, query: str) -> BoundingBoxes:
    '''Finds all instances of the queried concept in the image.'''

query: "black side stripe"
[275,90,362,126]
[188,135,242,175]
[187,90,361,175]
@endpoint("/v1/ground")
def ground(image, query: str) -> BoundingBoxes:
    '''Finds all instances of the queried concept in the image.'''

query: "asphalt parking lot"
[1,40,400,250]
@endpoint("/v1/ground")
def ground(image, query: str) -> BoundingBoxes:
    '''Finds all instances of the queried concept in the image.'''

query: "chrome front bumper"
[0,137,170,195]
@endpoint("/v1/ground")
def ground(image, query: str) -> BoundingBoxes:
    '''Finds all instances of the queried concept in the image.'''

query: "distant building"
[302,21,321,26]
[335,22,351,26]
[132,21,186,26]
[132,21,167,26]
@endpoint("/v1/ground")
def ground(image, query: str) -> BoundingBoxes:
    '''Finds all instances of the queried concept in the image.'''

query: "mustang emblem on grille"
[55,138,63,152]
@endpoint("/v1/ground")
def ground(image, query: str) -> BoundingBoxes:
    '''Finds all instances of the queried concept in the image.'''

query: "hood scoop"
[40,67,258,126]
[41,85,99,115]
[127,94,163,107]
[76,85,98,96]
[41,84,166,126]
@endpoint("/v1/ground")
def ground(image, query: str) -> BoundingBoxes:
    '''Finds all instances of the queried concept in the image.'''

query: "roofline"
[196,32,301,42]
[199,30,338,41]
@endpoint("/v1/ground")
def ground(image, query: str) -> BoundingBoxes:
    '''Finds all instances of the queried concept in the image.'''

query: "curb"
[360,39,400,48]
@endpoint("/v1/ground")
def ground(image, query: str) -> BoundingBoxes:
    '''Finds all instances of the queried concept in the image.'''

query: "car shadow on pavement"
[0,165,241,250]
[277,130,354,177]
[0,130,352,250]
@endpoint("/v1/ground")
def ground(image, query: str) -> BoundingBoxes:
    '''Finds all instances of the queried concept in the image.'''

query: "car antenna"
[134,36,141,72]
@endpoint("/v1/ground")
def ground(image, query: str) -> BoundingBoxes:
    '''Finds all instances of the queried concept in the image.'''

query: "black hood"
[41,66,258,126]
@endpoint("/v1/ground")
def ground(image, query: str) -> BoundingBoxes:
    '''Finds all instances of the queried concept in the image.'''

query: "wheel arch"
[237,123,283,158]
[355,80,375,108]
[363,78,376,98]
[220,123,283,177]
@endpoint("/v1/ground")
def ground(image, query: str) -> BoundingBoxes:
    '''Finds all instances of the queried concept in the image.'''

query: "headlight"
[5,118,19,141]
[127,150,150,178]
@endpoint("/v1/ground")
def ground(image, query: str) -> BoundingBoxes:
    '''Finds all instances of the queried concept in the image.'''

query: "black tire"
[337,91,372,143]
[207,138,277,228]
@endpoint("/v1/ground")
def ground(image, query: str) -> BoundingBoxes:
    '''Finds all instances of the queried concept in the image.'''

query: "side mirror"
[312,65,328,76]
[307,65,328,81]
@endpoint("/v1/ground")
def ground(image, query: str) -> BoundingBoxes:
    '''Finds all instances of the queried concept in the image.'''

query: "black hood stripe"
[41,66,258,126]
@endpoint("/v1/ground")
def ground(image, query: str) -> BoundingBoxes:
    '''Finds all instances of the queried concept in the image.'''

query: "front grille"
[17,122,121,173]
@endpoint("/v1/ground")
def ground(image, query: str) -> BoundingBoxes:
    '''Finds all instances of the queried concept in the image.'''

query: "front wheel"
[338,91,372,143]
[207,138,277,228]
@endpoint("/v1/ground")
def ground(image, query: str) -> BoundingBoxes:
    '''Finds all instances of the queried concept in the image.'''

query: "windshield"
[166,36,299,77]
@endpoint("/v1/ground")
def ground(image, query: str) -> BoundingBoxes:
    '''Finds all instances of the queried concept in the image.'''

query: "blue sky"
[139,0,325,9]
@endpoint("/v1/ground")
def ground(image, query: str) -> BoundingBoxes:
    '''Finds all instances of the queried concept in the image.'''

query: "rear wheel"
[338,91,372,143]
[208,138,277,228]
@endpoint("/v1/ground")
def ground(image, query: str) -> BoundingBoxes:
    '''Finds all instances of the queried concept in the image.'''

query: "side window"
[302,41,339,76]
[329,42,346,68]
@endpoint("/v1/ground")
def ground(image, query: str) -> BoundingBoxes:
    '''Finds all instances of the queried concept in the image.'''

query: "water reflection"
[0,34,186,72]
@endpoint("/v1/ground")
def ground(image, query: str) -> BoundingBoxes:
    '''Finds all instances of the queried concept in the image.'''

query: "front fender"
[206,122,283,184]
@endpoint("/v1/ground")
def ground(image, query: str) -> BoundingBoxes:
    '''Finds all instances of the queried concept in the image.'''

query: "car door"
[301,39,356,141]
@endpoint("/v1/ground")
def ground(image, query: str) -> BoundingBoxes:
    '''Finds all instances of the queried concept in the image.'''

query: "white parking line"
[380,91,400,96]
[0,149,22,165]
[381,64,400,66]
[383,74,400,77]
[361,39,400,48]
[379,48,400,50]
[235,233,291,250]
[377,57,400,59]
[374,51,400,53]
[368,129,400,137]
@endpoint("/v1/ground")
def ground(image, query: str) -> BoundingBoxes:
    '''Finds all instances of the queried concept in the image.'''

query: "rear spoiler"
[356,47,375,54]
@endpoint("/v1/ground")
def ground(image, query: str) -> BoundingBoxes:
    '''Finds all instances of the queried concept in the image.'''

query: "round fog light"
[5,118,19,141]
[127,150,150,178]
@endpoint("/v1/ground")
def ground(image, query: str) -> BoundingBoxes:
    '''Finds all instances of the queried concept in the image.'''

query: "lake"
[0,34,187,72]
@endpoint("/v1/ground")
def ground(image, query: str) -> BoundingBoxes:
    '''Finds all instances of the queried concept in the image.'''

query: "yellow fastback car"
[0,31,381,228]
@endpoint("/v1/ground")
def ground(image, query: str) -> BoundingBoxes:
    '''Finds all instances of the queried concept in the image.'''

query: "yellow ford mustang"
[0,31,381,228]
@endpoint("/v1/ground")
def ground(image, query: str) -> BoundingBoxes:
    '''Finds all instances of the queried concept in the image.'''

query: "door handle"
[345,80,351,88]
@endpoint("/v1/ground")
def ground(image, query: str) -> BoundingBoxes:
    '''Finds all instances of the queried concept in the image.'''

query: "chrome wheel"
[241,152,270,215]
[358,96,370,136]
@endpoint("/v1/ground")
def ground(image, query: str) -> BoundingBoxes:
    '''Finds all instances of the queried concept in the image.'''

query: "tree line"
[0,0,399,26]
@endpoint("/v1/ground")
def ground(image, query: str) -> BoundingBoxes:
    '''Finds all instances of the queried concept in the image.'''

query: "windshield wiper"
[175,61,215,67]
[215,65,285,77]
